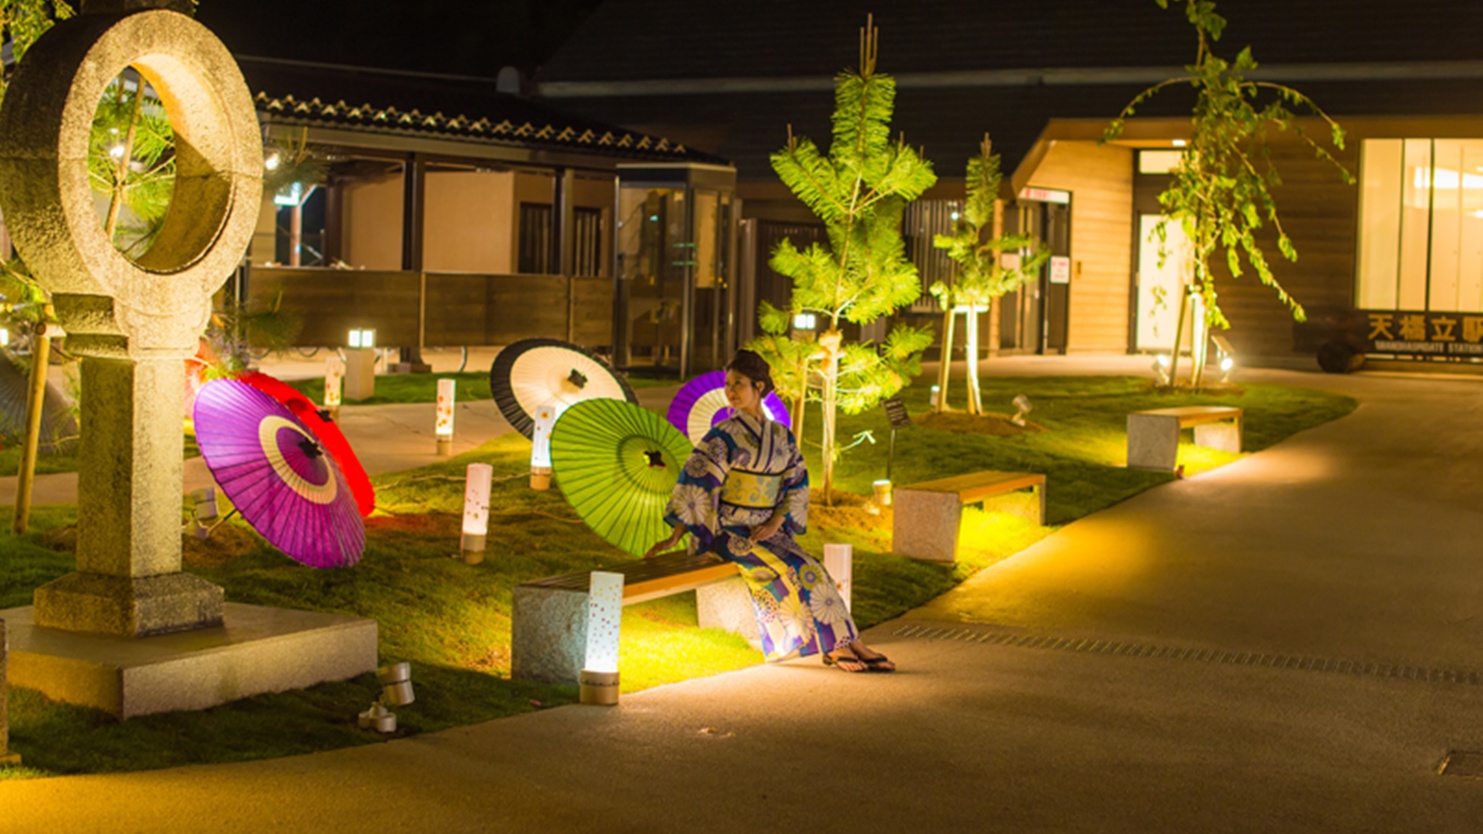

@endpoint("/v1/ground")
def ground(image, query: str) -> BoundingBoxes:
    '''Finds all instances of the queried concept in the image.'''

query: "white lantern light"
[435,378,456,456]
[461,463,493,565]
[323,357,343,417]
[823,544,853,610]
[529,404,558,490]
[0,328,8,347]
[348,328,376,349]
[580,570,625,705]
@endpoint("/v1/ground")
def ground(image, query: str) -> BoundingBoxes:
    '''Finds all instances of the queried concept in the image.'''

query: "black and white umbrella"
[489,338,636,438]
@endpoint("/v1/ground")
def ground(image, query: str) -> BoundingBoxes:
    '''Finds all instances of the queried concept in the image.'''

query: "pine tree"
[1105,0,1350,388]
[753,16,935,502]
[930,135,1046,414]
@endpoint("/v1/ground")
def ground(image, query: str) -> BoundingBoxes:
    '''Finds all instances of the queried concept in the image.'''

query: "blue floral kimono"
[664,411,858,661]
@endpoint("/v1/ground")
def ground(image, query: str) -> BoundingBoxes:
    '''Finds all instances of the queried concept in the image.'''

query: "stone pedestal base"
[3,603,378,719]
[695,578,761,649]
[33,572,223,638]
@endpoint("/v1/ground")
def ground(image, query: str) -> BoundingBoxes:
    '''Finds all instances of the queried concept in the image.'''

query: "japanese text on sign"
[1364,310,1483,356]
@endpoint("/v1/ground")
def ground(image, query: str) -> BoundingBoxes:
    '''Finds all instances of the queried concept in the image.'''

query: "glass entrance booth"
[613,162,737,378]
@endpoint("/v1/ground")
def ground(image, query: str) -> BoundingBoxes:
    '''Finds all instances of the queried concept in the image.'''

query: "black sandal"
[822,652,869,673]
[859,654,896,673]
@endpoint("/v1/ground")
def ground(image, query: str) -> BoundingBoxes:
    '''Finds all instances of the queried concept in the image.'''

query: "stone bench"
[1126,405,1243,472]
[511,550,753,685]
[892,471,1047,563]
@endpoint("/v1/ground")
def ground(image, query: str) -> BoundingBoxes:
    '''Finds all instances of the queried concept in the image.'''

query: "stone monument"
[0,1,377,718]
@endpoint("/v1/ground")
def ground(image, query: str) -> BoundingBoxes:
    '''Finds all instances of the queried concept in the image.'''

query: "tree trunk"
[935,307,955,413]
[965,309,983,415]
[12,320,51,535]
[818,330,842,506]
[1166,284,1190,390]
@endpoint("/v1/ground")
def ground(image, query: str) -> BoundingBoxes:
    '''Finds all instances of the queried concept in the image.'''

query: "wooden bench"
[511,550,754,685]
[1126,405,1243,472]
[892,471,1047,563]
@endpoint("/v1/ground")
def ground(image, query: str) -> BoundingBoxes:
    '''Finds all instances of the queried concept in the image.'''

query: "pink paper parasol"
[665,370,790,445]
[193,378,365,568]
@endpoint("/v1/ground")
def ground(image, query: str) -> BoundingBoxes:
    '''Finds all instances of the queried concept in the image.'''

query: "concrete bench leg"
[1194,421,1241,453]
[696,577,762,649]
[892,489,962,562]
[1127,413,1181,471]
[511,585,587,685]
[986,485,1046,526]
[1,619,16,766]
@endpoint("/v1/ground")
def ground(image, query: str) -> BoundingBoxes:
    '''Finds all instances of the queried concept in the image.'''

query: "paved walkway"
[5,360,1483,831]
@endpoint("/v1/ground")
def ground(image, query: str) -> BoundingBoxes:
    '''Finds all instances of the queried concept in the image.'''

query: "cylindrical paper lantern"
[529,404,558,490]
[461,463,493,564]
[580,570,624,706]
[435,378,456,456]
[823,543,853,610]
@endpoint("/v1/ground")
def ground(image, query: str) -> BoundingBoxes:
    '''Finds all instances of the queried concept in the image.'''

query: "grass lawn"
[0,375,1355,779]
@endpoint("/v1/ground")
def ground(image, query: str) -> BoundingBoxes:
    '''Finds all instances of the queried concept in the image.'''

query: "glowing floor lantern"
[324,357,343,418]
[580,570,624,705]
[823,544,853,610]
[529,403,558,490]
[435,378,456,456]
[461,463,493,565]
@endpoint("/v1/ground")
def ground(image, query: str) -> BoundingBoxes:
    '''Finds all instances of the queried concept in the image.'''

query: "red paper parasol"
[194,378,365,568]
[238,370,375,518]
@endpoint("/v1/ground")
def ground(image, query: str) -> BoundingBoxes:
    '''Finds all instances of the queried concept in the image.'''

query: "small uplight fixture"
[435,378,456,456]
[1010,394,1033,427]
[359,662,415,734]
[264,151,281,171]
[529,404,559,490]
[580,571,625,706]
[793,312,817,331]
[1219,355,1235,384]
[190,487,218,539]
[1152,353,1171,386]
[461,463,493,565]
[0,327,8,347]
[872,478,893,507]
[929,384,940,407]
[347,328,376,349]
[823,543,854,610]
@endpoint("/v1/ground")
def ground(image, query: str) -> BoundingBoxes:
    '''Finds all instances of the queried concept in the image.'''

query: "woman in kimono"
[646,350,895,673]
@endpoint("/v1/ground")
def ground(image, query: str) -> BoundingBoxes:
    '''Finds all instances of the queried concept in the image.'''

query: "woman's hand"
[644,525,684,559]
[748,514,785,543]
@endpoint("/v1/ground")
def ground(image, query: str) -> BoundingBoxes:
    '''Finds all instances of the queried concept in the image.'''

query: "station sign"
[1363,310,1483,357]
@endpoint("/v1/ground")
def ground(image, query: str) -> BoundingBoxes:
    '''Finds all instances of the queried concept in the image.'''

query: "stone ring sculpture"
[0,8,261,357]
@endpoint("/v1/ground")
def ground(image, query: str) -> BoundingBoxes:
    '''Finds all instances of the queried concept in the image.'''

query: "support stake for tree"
[12,318,51,535]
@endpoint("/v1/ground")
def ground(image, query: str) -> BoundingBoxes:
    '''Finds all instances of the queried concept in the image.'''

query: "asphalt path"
[4,361,1483,831]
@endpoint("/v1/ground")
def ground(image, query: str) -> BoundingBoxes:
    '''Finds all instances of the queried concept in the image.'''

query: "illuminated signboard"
[1363,310,1483,357]
[1018,186,1070,204]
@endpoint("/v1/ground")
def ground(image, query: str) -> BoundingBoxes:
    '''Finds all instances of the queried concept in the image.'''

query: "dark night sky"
[195,0,604,77]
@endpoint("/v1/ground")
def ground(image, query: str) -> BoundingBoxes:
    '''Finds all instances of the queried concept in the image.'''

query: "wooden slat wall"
[1206,133,1361,358]
[1026,142,1135,352]
[246,268,613,349]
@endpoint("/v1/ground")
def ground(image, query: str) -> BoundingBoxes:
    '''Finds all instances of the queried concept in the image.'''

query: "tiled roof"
[240,57,727,165]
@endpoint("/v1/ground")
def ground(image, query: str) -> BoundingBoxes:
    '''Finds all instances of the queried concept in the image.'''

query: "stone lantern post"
[0,2,261,636]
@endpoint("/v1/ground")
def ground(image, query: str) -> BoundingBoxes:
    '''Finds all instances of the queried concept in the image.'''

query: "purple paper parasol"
[193,378,365,569]
[665,370,791,445]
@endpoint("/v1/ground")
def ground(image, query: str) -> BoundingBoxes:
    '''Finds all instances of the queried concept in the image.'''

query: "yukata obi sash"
[721,469,783,509]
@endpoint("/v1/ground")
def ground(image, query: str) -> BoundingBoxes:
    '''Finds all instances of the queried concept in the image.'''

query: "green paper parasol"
[550,398,694,557]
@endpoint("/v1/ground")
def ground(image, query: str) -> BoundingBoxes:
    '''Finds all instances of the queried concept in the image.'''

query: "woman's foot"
[822,651,869,673]
[846,642,896,673]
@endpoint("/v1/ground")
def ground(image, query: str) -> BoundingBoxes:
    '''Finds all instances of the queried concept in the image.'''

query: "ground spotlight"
[1010,394,1032,427]
[1152,354,1171,386]
[359,662,414,733]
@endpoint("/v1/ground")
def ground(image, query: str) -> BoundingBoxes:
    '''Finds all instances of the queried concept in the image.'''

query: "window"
[1356,138,1483,313]
[902,199,963,310]
[573,207,603,276]
[517,202,553,274]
